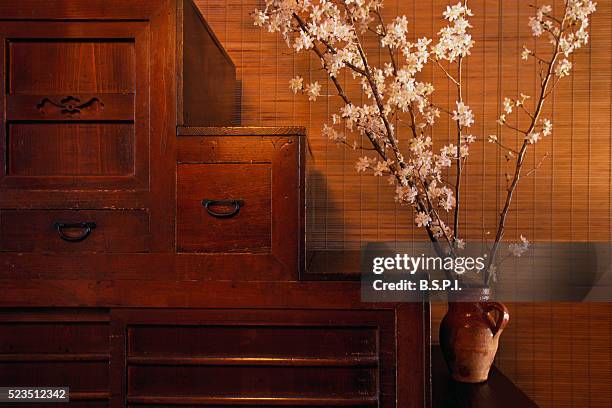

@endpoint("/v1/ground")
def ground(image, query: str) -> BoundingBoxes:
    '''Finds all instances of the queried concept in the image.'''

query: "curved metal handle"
[54,222,97,242]
[201,199,244,218]
[484,301,510,339]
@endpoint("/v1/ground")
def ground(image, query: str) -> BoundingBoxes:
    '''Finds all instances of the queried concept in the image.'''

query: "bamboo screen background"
[197,1,612,406]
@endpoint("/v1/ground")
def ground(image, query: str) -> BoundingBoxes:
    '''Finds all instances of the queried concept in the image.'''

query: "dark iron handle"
[54,222,97,242]
[202,199,244,218]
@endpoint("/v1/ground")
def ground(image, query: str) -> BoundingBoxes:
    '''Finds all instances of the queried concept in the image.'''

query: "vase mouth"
[448,287,491,302]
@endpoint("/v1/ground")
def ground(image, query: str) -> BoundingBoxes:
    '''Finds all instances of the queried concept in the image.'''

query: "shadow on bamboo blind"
[198,1,611,407]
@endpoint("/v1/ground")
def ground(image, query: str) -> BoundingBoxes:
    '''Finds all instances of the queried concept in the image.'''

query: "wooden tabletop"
[431,345,539,408]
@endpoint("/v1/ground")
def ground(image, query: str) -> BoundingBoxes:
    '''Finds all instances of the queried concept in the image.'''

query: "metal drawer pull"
[54,222,97,242]
[202,199,244,218]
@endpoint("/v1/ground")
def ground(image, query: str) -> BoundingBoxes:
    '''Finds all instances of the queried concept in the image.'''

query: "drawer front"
[0,309,110,405]
[176,134,303,280]
[0,210,150,253]
[177,163,271,253]
[0,22,149,194]
[120,309,394,407]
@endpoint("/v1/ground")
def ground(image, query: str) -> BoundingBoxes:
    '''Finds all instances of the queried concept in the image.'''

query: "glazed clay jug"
[439,288,509,383]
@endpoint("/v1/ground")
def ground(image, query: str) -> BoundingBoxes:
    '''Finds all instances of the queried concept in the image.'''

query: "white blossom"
[253,0,595,279]
[433,2,474,62]
[373,160,392,176]
[253,9,268,27]
[452,101,474,127]
[555,58,572,77]
[289,76,303,94]
[322,123,346,143]
[395,185,418,204]
[503,97,513,114]
[294,30,314,52]
[527,132,542,144]
[509,235,530,257]
[415,212,432,227]
[355,156,372,173]
[541,118,553,136]
[381,16,409,49]
[305,81,321,101]
[521,46,531,60]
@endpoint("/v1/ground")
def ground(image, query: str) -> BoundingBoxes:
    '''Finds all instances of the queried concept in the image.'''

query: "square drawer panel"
[177,163,271,253]
[0,209,150,253]
[8,39,135,95]
[176,133,303,280]
[7,123,134,178]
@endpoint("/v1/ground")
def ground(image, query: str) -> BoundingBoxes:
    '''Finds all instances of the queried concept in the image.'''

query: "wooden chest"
[0,1,429,407]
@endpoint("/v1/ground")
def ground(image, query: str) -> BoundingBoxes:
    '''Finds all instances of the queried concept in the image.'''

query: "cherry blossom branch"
[373,7,399,74]
[292,14,389,163]
[489,138,521,155]
[485,10,568,285]
[453,55,463,242]
[524,153,549,177]
[342,6,401,157]
[433,59,461,86]
[292,10,448,249]
[500,121,529,135]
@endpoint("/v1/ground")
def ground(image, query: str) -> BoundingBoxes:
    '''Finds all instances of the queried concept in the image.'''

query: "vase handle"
[485,302,510,339]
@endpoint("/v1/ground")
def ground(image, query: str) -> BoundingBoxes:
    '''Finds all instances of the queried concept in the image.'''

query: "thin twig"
[485,9,568,285]
[524,153,549,177]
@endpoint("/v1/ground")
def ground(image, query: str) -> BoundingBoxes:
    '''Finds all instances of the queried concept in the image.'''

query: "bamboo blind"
[197,1,611,407]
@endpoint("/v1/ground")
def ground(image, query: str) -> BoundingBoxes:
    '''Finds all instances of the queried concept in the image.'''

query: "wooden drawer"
[176,129,304,280]
[119,309,394,408]
[177,163,271,253]
[0,22,150,195]
[0,210,150,253]
[0,309,110,405]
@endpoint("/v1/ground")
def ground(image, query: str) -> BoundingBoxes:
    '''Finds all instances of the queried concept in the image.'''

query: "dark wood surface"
[177,132,304,280]
[0,209,150,253]
[177,126,307,136]
[0,1,427,406]
[431,345,539,408]
[177,0,236,126]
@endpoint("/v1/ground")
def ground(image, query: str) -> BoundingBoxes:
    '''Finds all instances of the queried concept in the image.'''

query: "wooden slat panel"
[128,325,376,358]
[128,365,376,397]
[126,396,377,406]
[0,322,109,354]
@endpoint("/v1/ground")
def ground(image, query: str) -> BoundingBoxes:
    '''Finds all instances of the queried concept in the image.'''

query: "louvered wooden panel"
[0,309,110,408]
[119,309,395,408]
[197,1,612,407]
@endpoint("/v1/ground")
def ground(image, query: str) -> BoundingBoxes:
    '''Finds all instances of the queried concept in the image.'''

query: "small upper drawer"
[0,209,150,253]
[176,129,304,280]
[177,163,271,253]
